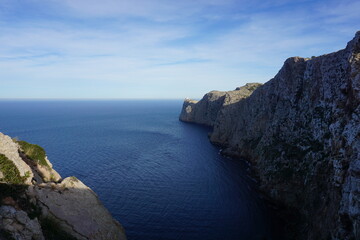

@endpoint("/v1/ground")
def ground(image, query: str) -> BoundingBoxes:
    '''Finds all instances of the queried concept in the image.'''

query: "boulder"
[0,205,44,240]
[31,177,127,240]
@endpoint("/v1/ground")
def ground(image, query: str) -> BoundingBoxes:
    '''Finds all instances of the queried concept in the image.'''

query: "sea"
[0,100,281,240]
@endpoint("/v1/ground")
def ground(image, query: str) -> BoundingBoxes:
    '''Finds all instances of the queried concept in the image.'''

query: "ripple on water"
[0,100,282,240]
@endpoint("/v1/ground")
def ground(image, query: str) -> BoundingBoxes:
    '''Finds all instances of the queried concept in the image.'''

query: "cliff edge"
[0,132,127,240]
[180,31,360,240]
[179,83,262,126]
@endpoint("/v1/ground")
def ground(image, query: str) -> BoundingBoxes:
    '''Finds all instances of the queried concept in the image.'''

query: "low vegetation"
[17,140,49,167]
[0,229,15,240]
[0,183,41,220]
[0,154,29,184]
[69,176,79,182]
[40,217,77,240]
[246,83,262,92]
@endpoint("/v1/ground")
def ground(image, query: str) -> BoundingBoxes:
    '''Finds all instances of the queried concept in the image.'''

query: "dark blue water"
[0,100,280,240]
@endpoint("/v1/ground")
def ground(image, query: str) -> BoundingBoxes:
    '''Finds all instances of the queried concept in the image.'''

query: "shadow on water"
[178,121,286,240]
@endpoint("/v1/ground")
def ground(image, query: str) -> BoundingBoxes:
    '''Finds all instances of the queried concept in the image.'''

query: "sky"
[0,0,359,99]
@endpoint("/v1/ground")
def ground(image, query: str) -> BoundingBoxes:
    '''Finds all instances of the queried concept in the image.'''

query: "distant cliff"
[0,132,127,240]
[180,31,360,240]
[180,83,262,126]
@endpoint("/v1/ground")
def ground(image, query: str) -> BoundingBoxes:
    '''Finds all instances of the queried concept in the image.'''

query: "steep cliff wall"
[0,132,127,240]
[180,31,360,240]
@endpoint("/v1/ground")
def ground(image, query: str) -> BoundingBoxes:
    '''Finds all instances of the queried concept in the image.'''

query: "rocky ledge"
[180,31,360,240]
[0,132,127,240]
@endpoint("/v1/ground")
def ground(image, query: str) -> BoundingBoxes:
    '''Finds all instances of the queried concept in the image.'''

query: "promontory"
[0,132,127,240]
[180,31,360,240]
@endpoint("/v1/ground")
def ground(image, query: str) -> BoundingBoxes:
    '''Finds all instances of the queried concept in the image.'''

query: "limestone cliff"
[180,31,360,240]
[179,83,262,126]
[0,132,127,240]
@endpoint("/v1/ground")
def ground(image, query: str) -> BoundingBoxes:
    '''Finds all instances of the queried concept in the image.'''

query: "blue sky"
[0,0,359,99]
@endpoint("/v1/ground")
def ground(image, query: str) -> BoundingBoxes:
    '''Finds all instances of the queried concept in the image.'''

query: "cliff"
[180,83,262,126]
[180,31,360,240]
[0,132,127,240]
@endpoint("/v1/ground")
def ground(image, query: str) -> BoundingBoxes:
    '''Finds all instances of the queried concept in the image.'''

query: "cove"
[0,100,281,240]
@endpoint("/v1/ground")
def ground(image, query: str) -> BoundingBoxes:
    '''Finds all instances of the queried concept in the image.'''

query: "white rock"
[33,177,127,240]
[0,132,33,184]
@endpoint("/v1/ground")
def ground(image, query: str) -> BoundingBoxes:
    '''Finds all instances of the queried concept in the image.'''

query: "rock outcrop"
[28,178,126,240]
[0,132,127,240]
[0,205,44,240]
[0,134,33,184]
[180,31,360,240]
[179,83,262,126]
[36,157,62,183]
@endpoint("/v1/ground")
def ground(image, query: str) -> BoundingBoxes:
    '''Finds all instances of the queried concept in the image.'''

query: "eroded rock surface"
[0,206,44,240]
[0,133,33,184]
[29,177,126,240]
[180,31,360,240]
[35,157,62,182]
[179,83,262,126]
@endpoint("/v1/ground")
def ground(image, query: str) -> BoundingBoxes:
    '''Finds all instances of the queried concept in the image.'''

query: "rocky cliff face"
[0,132,127,240]
[179,83,262,126]
[180,31,360,240]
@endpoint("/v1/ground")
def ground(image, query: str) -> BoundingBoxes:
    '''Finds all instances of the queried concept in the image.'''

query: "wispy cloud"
[0,0,359,98]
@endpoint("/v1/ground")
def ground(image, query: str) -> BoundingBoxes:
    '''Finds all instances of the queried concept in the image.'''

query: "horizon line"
[0,98,187,101]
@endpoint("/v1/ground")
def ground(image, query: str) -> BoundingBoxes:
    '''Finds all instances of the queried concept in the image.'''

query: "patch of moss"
[50,173,56,182]
[27,202,42,220]
[0,229,16,240]
[69,176,79,182]
[0,154,29,184]
[263,133,325,162]
[0,183,43,222]
[280,167,295,181]
[17,141,49,167]
[263,145,282,159]
[0,183,27,200]
[262,134,324,182]
[243,136,262,150]
[246,83,262,92]
[40,217,77,240]
[323,131,332,139]
[282,143,309,160]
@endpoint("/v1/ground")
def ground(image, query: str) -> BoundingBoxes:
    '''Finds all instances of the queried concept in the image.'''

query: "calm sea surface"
[0,100,280,240]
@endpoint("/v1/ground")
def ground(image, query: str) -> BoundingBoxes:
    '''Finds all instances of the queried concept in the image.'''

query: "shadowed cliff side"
[180,31,360,240]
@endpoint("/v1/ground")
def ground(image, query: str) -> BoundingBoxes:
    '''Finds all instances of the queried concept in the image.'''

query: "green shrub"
[40,217,77,240]
[0,154,29,184]
[0,229,15,240]
[0,183,43,221]
[69,176,79,182]
[247,83,262,92]
[0,183,27,200]
[17,141,49,167]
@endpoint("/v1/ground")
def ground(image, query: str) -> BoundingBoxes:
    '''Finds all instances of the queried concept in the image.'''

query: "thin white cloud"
[0,0,359,98]
[316,0,360,24]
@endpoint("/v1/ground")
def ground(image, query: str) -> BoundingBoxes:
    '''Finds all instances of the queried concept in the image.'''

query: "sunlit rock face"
[30,178,127,240]
[35,156,62,183]
[180,32,360,240]
[0,132,127,240]
[179,83,262,126]
[0,133,34,184]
